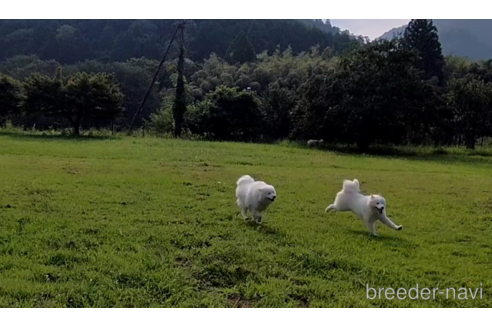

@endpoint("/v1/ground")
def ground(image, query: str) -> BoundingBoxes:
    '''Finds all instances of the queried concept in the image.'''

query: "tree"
[447,78,492,149]
[260,87,296,140]
[23,71,124,136]
[187,86,261,141]
[0,74,23,120]
[2,29,36,59]
[111,30,136,62]
[225,31,256,64]
[22,73,64,125]
[403,19,446,84]
[55,25,92,64]
[0,55,60,81]
[294,39,437,149]
[0,19,367,66]
[247,21,268,57]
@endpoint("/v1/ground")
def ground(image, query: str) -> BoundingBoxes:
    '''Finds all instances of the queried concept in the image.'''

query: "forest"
[1,19,492,150]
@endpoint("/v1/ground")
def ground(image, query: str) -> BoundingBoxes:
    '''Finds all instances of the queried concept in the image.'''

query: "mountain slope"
[0,19,357,64]
[379,20,492,60]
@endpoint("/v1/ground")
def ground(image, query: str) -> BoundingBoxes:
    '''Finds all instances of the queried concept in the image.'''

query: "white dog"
[325,179,402,236]
[235,175,277,224]
[307,139,324,147]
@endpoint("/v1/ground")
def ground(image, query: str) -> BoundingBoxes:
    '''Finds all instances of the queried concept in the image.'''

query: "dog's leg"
[252,212,263,224]
[366,220,378,236]
[237,199,249,220]
[380,215,402,231]
[325,204,336,212]
[240,208,249,220]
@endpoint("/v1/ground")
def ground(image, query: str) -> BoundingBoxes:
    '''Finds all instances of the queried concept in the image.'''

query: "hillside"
[0,19,358,65]
[379,19,492,61]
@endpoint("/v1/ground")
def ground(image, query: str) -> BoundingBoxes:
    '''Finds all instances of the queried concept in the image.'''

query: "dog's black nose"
[272,195,276,200]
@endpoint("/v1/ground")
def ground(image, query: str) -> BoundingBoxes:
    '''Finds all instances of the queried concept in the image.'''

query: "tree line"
[0,19,358,64]
[1,19,492,149]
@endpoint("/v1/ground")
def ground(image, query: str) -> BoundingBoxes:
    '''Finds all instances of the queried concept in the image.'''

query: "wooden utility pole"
[173,23,187,137]
[127,21,186,135]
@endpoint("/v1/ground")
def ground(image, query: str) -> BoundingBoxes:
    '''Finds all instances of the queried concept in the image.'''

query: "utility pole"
[173,22,187,137]
[127,21,186,135]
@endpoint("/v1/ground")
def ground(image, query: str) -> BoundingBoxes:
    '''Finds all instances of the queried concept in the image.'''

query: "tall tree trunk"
[356,138,370,152]
[67,116,80,136]
[72,123,80,136]
[465,134,475,150]
[71,116,81,137]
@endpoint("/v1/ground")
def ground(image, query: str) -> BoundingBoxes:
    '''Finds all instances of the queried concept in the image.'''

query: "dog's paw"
[396,225,403,230]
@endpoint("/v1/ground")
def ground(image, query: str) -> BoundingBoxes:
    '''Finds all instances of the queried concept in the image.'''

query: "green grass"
[0,133,491,308]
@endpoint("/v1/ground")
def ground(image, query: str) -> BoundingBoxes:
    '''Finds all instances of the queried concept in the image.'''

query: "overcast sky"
[330,19,410,39]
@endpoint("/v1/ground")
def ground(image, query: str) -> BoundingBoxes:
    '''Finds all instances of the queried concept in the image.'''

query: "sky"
[330,19,410,39]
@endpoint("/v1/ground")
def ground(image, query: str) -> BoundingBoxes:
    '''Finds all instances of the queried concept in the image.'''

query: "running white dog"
[325,179,402,236]
[235,175,277,224]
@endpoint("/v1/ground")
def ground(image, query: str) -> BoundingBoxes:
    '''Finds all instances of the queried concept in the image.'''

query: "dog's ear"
[370,195,374,199]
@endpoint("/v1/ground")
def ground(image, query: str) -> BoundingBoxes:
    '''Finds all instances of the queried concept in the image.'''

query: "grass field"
[0,132,491,307]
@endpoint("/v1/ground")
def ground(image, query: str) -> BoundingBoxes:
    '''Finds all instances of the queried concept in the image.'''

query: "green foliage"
[55,25,90,64]
[466,59,492,83]
[149,97,175,136]
[0,73,23,120]
[1,20,492,147]
[68,58,169,128]
[447,78,492,149]
[0,19,358,65]
[259,87,297,140]
[22,73,65,118]
[65,72,124,127]
[294,39,435,149]
[444,55,473,80]
[23,71,124,135]
[0,55,60,81]
[381,19,492,61]
[189,48,337,97]
[187,86,261,141]
[225,31,256,64]
[402,19,445,83]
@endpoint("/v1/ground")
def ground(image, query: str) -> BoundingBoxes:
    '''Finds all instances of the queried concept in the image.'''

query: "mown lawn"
[0,133,491,307]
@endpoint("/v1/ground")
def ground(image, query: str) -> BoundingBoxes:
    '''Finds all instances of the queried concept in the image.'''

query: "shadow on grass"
[0,131,118,142]
[243,218,286,237]
[346,229,416,247]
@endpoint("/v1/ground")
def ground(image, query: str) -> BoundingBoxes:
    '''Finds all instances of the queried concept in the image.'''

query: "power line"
[127,21,186,135]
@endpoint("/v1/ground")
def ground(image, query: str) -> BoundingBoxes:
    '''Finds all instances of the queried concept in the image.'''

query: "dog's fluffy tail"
[237,175,254,186]
[342,179,360,193]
